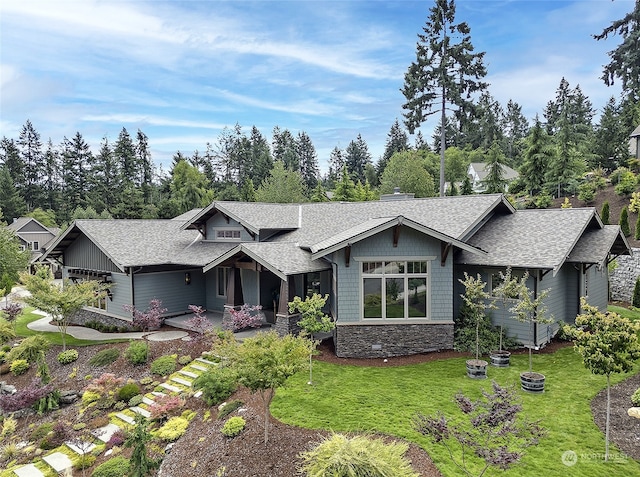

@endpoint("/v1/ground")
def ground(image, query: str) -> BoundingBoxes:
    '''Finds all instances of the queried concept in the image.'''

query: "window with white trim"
[215,229,241,240]
[217,267,229,297]
[361,260,429,319]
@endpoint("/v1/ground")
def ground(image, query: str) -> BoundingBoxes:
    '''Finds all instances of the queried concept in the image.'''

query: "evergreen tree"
[90,136,119,213]
[461,174,473,195]
[620,206,631,237]
[17,120,43,210]
[482,141,508,193]
[601,201,610,225]
[42,139,61,213]
[414,131,430,151]
[431,116,458,153]
[240,178,256,202]
[169,160,215,212]
[111,185,148,219]
[310,183,329,202]
[401,0,487,196]
[327,147,344,186]
[379,151,436,198]
[503,99,529,165]
[0,137,24,196]
[377,119,409,176]
[272,126,299,171]
[520,116,555,196]
[296,131,319,190]
[249,126,273,187]
[594,97,628,170]
[633,276,640,308]
[345,134,371,184]
[60,133,92,220]
[333,166,358,202]
[136,130,154,203]
[0,166,27,223]
[114,127,137,189]
[594,0,640,102]
[465,92,504,150]
[636,213,640,241]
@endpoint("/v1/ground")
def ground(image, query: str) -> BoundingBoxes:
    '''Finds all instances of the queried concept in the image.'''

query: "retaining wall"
[609,248,640,303]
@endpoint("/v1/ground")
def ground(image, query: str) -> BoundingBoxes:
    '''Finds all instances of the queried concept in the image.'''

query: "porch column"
[223,267,244,325]
[275,275,301,336]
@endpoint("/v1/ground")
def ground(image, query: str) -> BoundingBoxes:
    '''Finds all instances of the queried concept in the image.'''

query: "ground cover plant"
[272,346,640,477]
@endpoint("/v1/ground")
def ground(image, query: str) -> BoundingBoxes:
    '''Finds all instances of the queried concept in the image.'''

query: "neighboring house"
[7,217,60,271]
[39,195,630,358]
[630,124,640,161]
[467,163,519,193]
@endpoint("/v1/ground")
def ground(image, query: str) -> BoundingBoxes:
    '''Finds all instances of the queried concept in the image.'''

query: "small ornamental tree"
[215,330,312,443]
[564,300,640,461]
[223,304,263,331]
[1,301,22,329]
[601,201,610,224]
[620,206,630,237]
[459,273,496,361]
[492,267,520,352]
[125,415,159,477]
[510,274,552,374]
[185,304,214,340]
[414,381,545,477]
[289,293,335,385]
[21,266,108,351]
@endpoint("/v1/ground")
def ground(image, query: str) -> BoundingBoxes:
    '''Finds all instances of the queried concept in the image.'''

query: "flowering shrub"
[148,394,185,421]
[0,379,54,413]
[105,429,126,450]
[223,304,263,331]
[186,305,214,340]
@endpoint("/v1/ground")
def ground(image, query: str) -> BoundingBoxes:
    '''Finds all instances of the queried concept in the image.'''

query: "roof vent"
[380,188,415,201]
[393,187,401,194]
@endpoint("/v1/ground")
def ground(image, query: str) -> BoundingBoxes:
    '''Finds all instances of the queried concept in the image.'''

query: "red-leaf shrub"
[0,379,54,412]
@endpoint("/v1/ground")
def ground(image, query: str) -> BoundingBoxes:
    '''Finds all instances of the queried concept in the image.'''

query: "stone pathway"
[9,353,219,476]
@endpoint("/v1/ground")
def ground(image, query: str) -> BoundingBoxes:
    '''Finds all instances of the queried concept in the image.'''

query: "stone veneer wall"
[69,307,136,330]
[274,313,302,336]
[334,323,454,358]
[610,248,640,303]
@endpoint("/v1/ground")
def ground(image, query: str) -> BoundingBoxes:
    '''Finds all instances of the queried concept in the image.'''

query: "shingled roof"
[456,208,605,274]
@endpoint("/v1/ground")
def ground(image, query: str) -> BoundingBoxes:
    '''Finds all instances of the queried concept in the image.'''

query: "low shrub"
[193,366,237,406]
[150,354,177,376]
[10,359,29,376]
[74,454,96,470]
[149,394,185,421]
[0,321,15,345]
[156,416,190,441]
[217,400,244,420]
[0,379,54,413]
[73,422,87,431]
[139,377,154,386]
[128,394,143,407]
[124,341,148,365]
[88,348,120,367]
[117,382,141,402]
[632,388,640,406]
[0,351,6,364]
[299,433,418,477]
[81,390,101,407]
[6,335,50,364]
[57,349,79,365]
[221,416,245,438]
[105,429,126,450]
[91,456,129,477]
[178,355,192,365]
[0,416,17,439]
[0,442,19,461]
[30,422,53,440]
[88,416,110,429]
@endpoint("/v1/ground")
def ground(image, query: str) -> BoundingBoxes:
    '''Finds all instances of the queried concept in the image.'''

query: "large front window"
[362,260,429,320]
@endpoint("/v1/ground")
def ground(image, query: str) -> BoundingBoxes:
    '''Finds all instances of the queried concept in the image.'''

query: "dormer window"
[215,229,241,240]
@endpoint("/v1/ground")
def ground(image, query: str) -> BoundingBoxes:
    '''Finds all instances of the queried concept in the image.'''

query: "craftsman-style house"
[39,194,630,358]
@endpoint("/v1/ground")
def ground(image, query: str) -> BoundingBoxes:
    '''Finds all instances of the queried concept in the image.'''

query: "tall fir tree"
[520,116,555,196]
[249,126,273,187]
[503,99,529,165]
[401,0,487,196]
[60,132,92,221]
[91,136,120,214]
[42,139,61,213]
[327,147,345,186]
[296,131,319,190]
[482,141,508,193]
[136,130,154,203]
[594,97,628,170]
[0,166,27,223]
[377,119,409,176]
[17,120,43,210]
[272,126,299,171]
[345,134,371,184]
[114,127,138,190]
[0,137,24,197]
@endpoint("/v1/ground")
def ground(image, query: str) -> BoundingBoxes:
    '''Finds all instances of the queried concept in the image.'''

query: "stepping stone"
[13,464,45,477]
[142,396,155,405]
[130,406,151,418]
[66,440,96,455]
[115,412,136,425]
[170,376,193,387]
[196,357,217,366]
[178,369,198,378]
[160,382,181,393]
[151,391,166,398]
[191,364,208,371]
[94,423,120,443]
[43,451,73,473]
[194,390,203,398]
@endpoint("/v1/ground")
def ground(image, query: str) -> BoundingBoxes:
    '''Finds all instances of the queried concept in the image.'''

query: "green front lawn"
[272,347,639,476]
[609,304,640,322]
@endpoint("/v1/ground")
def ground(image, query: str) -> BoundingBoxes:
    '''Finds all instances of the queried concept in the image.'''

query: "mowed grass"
[13,308,127,346]
[272,347,640,477]
[609,304,640,322]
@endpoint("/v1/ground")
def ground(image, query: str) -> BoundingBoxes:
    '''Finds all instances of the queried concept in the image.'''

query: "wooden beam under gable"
[393,224,401,248]
[440,242,451,267]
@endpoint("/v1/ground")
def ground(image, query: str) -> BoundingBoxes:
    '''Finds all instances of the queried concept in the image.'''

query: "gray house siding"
[106,272,132,318]
[585,266,608,311]
[134,269,205,316]
[65,234,121,272]
[205,214,254,242]
[332,226,454,358]
[17,232,55,250]
[205,267,228,311]
[241,269,259,306]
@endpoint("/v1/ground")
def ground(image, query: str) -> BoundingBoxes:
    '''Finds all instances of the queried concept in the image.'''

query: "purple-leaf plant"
[2,302,23,328]
[223,304,263,331]
[413,381,545,477]
[0,379,55,413]
[123,298,167,332]
[186,305,214,340]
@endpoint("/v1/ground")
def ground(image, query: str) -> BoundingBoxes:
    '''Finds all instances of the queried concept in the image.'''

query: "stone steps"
[12,463,45,477]
[42,451,73,473]
[170,376,193,387]
[114,412,136,425]
[142,395,155,405]
[159,382,182,393]
[130,406,151,418]
[196,357,217,366]
[94,423,121,443]
[65,440,96,455]
[190,363,208,371]
[178,369,199,378]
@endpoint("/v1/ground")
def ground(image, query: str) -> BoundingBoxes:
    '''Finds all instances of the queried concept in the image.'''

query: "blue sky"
[0,0,633,173]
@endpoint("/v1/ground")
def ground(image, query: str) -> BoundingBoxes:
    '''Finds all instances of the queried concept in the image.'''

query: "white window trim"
[213,228,242,241]
[488,268,527,300]
[355,256,434,321]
